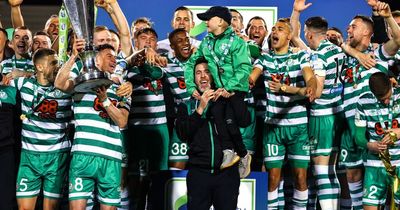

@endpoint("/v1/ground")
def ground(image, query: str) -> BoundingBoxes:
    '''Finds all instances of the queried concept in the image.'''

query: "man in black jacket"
[176,57,240,210]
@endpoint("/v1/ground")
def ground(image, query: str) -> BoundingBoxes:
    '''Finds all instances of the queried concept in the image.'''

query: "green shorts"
[339,117,364,169]
[168,128,189,162]
[363,166,400,206]
[309,113,343,156]
[240,106,256,154]
[16,151,69,199]
[68,154,121,206]
[263,124,310,169]
[128,124,169,175]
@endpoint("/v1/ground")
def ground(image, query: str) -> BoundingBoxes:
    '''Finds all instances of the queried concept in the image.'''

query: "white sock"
[268,187,279,210]
[314,165,339,210]
[278,180,285,209]
[118,187,129,210]
[348,180,363,209]
[293,189,308,210]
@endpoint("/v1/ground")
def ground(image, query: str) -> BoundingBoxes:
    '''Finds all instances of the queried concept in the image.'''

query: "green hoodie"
[184,26,252,94]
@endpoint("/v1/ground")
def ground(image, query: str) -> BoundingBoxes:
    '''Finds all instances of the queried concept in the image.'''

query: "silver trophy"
[63,0,113,92]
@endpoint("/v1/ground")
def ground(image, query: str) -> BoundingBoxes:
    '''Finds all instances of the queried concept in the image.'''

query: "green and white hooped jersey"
[71,84,131,161]
[342,44,390,119]
[309,40,346,116]
[355,88,400,167]
[165,56,190,108]
[127,66,166,125]
[254,49,311,126]
[0,55,35,74]
[11,77,72,153]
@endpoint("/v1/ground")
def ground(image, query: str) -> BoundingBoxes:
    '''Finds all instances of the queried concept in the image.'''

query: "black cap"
[197,6,232,25]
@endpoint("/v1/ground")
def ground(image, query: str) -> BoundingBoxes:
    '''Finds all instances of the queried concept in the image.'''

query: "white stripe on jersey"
[132,105,166,113]
[129,117,167,125]
[23,119,68,130]
[74,131,121,146]
[266,117,308,126]
[74,119,120,133]
[22,130,65,140]
[71,144,122,160]
[130,95,164,101]
[22,141,71,152]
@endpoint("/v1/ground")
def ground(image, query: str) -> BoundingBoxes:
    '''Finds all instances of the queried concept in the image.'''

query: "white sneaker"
[238,153,252,178]
[220,149,240,169]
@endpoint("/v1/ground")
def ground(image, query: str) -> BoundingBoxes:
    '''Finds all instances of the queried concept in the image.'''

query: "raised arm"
[290,0,311,50]
[9,0,24,28]
[97,0,133,56]
[54,38,85,93]
[377,1,400,56]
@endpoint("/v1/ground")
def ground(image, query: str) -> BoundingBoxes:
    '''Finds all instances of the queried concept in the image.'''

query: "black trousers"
[186,165,240,210]
[209,91,250,157]
[0,145,17,210]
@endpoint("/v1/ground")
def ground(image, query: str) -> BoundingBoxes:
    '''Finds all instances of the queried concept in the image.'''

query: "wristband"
[102,98,112,108]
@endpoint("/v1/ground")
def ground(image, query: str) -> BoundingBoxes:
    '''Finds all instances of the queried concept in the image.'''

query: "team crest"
[0,90,7,99]
[54,89,63,97]
[144,79,163,95]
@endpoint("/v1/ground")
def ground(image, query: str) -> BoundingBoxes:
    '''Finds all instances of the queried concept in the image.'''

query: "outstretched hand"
[376,1,391,18]
[293,0,312,12]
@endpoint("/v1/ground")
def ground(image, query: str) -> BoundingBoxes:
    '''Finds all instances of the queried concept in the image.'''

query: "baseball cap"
[197,6,232,25]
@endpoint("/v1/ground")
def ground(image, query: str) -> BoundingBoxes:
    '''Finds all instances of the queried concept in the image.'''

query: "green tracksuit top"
[184,27,252,94]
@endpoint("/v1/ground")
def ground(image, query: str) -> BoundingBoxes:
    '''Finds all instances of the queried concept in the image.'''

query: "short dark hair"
[175,6,194,21]
[32,48,56,65]
[12,26,32,39]
[168,28,187,43]
[305,16,328,33]
[136,27,158,39]
[327,27,343,37]
[229,9,243,22]
[95,43,115,52]
[369,72,391,99]
[353,15,374,32]
[245,16,267,35]
[195,57,208,67]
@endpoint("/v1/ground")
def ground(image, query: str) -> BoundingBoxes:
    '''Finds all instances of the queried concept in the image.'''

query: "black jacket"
[175,99,223,173]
